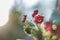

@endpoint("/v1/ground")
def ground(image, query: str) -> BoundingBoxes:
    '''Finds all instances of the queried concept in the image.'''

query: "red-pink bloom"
[34,9,38,14]
[44,21,52,31]
[47,27,52,32]
[32,10,38,18]
[32,13,35,18]
[57,5,60,10]
[22,15,27,23]
[34,15,44,24]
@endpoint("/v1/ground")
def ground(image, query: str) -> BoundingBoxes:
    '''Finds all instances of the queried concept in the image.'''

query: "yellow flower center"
[38,18,41,22]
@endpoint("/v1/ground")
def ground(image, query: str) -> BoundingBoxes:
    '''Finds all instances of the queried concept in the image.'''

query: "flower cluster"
[21,9,59,40]
[32,10,44,24]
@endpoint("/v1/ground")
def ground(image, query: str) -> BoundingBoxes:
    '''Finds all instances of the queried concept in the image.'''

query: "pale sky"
[0,0,14,26]
[17,0,56,22]
[0,0,57,26]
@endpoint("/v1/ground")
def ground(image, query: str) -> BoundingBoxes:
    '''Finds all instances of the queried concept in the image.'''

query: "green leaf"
[24,28,31,34]
[24,24,32,34]
[31,29,44,40]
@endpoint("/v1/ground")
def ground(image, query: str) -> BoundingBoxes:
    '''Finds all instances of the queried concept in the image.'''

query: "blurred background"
[0,0,60,40]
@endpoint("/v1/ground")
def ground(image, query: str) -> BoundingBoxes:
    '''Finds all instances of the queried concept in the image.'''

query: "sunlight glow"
[0,0,14,26]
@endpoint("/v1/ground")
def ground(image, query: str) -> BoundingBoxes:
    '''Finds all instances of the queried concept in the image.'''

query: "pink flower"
[57,5,60,10]
[32,10,38,18]
[34,15,44,24]
[44,21,52,31]
[32,13,35,18]
[34,9,38,14]
[22,15,27,23]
